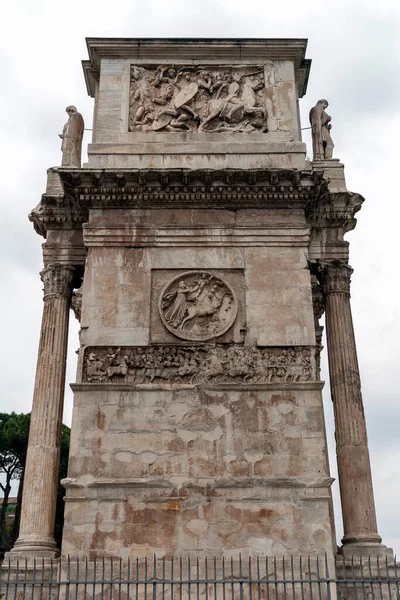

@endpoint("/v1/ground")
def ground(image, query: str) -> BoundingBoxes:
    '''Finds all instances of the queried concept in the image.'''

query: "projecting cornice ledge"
[57,167,328,211]
[306,190,365,264]
[29,195,89,239]
[31,167,362,239]
[306,190,364,232]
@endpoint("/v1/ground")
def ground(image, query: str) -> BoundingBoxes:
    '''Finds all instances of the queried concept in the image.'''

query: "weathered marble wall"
[63,385,333,558]
[57,40,335,559]
[61,205,335,558]
[79,208,314,348]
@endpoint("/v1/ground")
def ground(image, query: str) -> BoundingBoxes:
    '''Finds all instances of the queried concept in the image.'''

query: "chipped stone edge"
[70,382,325,392]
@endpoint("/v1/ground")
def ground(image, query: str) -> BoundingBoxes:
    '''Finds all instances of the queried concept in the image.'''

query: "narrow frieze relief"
[83,345,316,385]
[129,65,268,133]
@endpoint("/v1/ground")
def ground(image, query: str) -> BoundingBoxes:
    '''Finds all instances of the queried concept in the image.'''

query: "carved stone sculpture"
[71,284,83,321]
[159,271,238,341]
[59,106,84,167]
[83,345,317,385]
[41,263,76,298]
[128,65,268,133]
[309,99,334,160]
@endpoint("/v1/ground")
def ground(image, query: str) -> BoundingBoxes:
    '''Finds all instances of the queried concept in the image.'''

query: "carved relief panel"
[151,270,245,344]
[129,65,268,133]
[159,271,238,341]
[83,345,316,385]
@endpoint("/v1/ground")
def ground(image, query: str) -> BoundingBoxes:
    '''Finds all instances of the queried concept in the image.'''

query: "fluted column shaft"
[320,260,381,549]
[11,264,75,557]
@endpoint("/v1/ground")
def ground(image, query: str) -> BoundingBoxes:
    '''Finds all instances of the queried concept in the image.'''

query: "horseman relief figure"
[159,272,238,341]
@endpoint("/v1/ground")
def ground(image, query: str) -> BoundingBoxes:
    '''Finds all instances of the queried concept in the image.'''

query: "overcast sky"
[0,0,399,555]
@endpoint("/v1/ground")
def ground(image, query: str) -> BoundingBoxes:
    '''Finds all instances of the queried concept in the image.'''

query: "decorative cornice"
[32,167,364,239]
[57,168,327,211]
[29,195,89,239]
[83,38,311,98]
[306,190,364,232]
[40,264,76,299]
[317,260,353,297]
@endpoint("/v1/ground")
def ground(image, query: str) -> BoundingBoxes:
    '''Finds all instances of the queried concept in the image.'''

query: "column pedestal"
[8,264,75,559]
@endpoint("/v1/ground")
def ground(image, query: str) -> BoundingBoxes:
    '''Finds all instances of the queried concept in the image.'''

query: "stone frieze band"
[83,345,317,385]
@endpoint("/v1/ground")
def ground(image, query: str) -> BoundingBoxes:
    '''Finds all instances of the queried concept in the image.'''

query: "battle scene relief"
[129,64,268,133]
[83,345,316,385]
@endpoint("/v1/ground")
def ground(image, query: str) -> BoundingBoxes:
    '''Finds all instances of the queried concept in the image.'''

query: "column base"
[5,537,60,561]
[338,534,394,562]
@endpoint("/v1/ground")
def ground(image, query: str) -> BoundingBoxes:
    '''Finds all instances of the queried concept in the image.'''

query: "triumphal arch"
[9,38,393,564]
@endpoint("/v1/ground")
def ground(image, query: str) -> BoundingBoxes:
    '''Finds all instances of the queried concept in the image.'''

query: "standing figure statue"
[59,105,84,167]
[309,99,334,161]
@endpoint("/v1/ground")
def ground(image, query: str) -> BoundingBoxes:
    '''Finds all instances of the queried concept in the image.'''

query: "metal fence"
[0,555,399,600]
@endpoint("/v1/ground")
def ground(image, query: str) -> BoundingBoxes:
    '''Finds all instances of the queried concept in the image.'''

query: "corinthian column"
[10,263,75,558]
[319,260,384,554]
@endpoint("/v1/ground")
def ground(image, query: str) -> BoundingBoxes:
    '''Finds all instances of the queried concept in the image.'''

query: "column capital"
[40,264,76,299]
[318,259,353,296]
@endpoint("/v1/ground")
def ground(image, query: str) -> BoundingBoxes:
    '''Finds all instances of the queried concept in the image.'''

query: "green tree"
[0,412,30,553]
[0,413,70,554]
[54,424,71,548]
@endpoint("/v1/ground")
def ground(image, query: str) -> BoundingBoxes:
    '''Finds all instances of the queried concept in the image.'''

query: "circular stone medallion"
[159,271,238,341]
